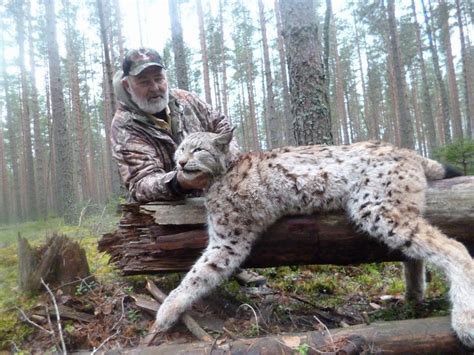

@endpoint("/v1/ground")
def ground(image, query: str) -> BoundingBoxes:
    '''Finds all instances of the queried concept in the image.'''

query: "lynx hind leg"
[348,195,474,347]
[403,260,425,303]
[154,226,256,332]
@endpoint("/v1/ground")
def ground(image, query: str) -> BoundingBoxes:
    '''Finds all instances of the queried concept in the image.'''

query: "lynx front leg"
[154,229,255,333]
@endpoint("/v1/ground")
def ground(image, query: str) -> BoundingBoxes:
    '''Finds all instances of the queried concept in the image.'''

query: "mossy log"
[18,234,91,294]
[98,176,474,275]
[92,316,471,355]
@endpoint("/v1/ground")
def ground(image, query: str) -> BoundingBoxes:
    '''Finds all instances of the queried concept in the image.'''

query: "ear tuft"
[213,129,234,147]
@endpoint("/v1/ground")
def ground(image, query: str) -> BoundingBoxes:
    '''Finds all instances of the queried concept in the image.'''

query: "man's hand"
[177,171,210,190]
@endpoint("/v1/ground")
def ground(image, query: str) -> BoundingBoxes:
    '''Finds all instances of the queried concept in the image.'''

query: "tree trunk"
[64,0,90,202]
[168,0,189,91]
[258,0,280,148]
[97,0,121,197]
[455,0,474,138]
[421,0,451,144]
[411,0,437,156]
[352,15,373,140]
[27,0,47,219]
[280,0,332,146]
[387,0,415,150]
[196,0,212,105]
[16,0,37,220]
[0,119,9,223]
[2,28,22,222]
[334,21,349,144]
[274,0,293,145]
[440,0,463,139]
[98,176,474,274]
[218,0,229,118]
[45,0,76,224]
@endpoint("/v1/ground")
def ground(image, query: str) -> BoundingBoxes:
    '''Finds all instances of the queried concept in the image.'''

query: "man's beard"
[129,86,169,114]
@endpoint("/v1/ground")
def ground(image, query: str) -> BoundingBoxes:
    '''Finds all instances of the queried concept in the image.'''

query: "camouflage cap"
[122,48,166,77]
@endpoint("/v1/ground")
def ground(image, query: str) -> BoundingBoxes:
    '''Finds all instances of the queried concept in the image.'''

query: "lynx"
[152,130,474,347]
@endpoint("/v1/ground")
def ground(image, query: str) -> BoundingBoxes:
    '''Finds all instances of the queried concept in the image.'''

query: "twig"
[111,296,126,331]
[145,279,213,343]
[16,307,53,335]
[93,205,107,234]
[77,200,91,227]
[52,275,95,291]
[41,278,67,354]
[313,315,336,353]
[45,304,58,346]
[237,303,259,336]
[91,329,120,355]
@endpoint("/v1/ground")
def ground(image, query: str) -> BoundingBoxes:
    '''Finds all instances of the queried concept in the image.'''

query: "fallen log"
[98,176,474,274]
[95,316,471,355]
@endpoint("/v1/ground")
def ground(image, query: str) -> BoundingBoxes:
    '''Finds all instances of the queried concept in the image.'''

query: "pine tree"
[44,0,76,223]
[280,0,332,145]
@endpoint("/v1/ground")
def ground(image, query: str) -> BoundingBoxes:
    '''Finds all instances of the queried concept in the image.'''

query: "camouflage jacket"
[111,73,234,203]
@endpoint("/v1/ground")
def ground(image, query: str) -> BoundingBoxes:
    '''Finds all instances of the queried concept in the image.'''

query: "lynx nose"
[178,159,187,168]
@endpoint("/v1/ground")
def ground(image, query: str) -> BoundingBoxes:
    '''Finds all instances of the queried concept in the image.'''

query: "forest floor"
[0,208,451,353]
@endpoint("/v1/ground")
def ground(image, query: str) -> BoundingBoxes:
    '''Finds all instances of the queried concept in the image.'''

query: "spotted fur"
[155,131,474,347]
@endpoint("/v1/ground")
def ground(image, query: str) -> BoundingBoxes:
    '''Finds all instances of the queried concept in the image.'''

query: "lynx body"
[153,131,474,347]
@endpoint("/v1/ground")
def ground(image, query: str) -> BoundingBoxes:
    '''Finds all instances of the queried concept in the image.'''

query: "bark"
[258,0,280,148]
[440,0,463,139]
[421,0,451,144]
[411,0,437,156]
[45,0,76,223]
[98,176,474,274]
[280,0,332,146]
[387,0,415,150]
[105,316,470,355]
[168,0,189,90]
[196,0,212,105]
[274,0,293,145]
[16,0,37,220]
[455,0,474,138]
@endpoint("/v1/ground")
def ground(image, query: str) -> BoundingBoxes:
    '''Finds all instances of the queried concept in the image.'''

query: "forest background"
[0,0,473,225]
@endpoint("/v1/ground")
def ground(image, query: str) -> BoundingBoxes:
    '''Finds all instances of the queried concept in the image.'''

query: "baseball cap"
[122,48,166,76]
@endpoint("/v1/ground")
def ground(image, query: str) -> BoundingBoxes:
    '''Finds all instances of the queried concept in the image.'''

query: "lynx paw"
[452,310,474,349]
[155,299,182,332]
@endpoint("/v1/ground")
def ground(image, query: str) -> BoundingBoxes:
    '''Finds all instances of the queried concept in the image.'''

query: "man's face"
[124,66,169,114]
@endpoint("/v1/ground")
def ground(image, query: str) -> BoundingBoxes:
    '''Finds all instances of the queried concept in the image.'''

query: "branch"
[143,279,213,344]
[41,278,67,354]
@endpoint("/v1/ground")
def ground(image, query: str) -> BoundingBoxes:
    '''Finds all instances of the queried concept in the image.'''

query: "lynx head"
[175,130,234,180]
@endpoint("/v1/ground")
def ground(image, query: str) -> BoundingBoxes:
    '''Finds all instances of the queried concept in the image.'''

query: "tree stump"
[18,234,91,295]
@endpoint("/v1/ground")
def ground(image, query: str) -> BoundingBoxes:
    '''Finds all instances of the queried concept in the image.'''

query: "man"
[111,48,233,202]
[111,48,265,285]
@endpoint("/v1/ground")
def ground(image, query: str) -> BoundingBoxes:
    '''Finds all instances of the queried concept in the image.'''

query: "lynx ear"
[213,128,234,148]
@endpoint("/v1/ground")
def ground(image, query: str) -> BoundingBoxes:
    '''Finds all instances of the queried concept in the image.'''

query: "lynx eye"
[192,148,203,153]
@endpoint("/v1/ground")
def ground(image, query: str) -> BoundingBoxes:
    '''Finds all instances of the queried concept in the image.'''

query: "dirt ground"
[18,266,449,353]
